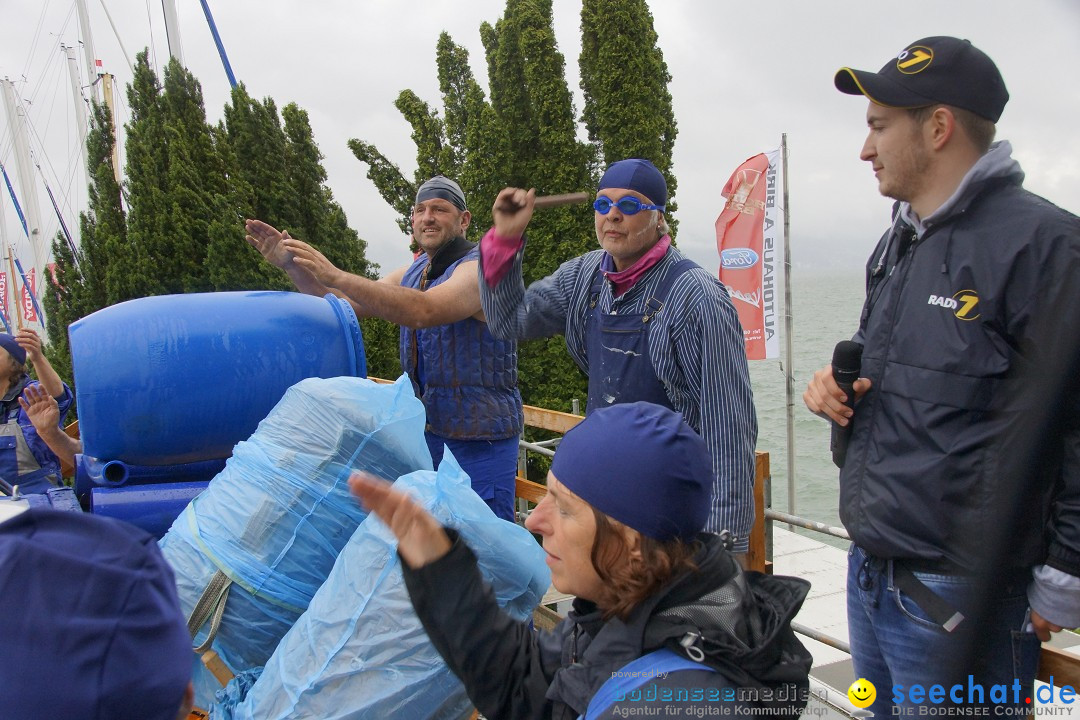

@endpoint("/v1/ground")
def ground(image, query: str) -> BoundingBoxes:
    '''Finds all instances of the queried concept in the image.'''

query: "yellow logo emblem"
[848,678,877,709]
[896,46,934,74]
[953,290,980,320]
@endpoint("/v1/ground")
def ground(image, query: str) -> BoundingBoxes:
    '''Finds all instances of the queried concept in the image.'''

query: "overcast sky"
[2,0,1078,280]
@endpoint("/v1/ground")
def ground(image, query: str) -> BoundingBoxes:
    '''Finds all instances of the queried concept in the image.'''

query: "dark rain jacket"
[403,530,812,720]
[840,142,1080,580]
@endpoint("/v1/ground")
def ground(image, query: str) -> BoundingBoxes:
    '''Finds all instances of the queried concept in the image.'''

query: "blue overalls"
[584,259,696,413]
[0,377,64,494]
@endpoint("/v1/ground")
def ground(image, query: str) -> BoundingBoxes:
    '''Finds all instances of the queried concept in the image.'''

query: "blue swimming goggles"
[593,195,665,215]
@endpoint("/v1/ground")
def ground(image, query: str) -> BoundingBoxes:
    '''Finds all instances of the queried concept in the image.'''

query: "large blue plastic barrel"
[69,291,365,466]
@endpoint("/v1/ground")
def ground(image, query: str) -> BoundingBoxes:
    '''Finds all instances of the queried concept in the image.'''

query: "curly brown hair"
[587,509,700,621]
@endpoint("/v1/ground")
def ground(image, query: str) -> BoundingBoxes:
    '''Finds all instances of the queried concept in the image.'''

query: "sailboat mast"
[161,0,185,66]
[101,73,122,187]
[75,0,101,103]
[64,45,93,202]
[0,81,45,281]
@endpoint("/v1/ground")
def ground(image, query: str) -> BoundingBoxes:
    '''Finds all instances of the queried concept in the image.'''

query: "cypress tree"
[281,104,373,279]
[115,51,168,302]
[209,85,294,291]
[44,99,126,386]
[480,0,596,416]
[579,0,678,230]
[158,58,232,294]
[346,0,609,421]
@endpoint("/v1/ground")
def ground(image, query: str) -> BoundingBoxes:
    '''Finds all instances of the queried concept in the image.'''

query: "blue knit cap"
[597,159,667,207]
[0,333,26,365]
[550,402,711,541]
[0,509,193,720]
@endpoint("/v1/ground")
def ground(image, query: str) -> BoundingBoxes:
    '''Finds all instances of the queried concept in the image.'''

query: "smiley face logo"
[848,678,877,709]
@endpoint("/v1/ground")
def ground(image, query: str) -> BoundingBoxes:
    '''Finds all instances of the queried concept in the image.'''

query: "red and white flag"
[21,268,38,323]
[715,148,784,360]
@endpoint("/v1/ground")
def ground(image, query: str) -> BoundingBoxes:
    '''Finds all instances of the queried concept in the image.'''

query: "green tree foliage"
[43,100,126,389]
[44,52,384,396]
[208,84,292,291]
[159,58,234,294]
[580,0,678,232]
[349,0,602,425]
[113,51,167,302]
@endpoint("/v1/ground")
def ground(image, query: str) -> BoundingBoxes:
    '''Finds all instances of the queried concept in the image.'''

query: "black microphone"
[831,340,863,469]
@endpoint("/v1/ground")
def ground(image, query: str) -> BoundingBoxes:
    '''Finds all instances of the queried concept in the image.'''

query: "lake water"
[746,269,864,545]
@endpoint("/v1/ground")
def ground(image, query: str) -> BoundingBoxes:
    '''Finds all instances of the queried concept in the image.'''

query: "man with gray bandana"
[247,176,523,521]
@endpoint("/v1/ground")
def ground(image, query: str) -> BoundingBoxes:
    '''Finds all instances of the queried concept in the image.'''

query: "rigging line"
[146,0,159,76]
[36,59,68,153]
[19,0,55,85]
[25,4,77,108]
[16,95,71,240]
[175,0,185,66]
[96,0,136,74]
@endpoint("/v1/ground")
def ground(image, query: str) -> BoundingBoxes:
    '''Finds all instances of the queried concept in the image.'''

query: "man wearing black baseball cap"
[804,37,1080,716]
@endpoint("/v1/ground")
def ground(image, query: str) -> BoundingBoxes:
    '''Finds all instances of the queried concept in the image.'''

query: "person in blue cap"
[478,160,757,559]
[0,508,194,720]
[0,328,73,494]
[246,175,523,522]
[350,401,811,720]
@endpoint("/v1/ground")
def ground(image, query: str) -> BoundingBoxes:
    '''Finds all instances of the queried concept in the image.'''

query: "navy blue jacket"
[841,145,1080,578]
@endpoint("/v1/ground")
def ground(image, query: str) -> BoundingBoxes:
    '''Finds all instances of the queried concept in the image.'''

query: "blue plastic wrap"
[158,375,432,709]
[213,450,550,720]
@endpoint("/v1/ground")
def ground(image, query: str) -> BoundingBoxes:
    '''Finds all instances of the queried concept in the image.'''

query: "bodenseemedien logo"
[897,46,934,74]
[849,678,877,709]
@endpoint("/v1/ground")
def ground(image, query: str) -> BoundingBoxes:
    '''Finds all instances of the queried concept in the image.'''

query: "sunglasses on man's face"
[592,195,665,216]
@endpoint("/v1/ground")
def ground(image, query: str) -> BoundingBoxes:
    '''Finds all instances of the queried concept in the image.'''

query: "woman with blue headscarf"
[351,401,811,720]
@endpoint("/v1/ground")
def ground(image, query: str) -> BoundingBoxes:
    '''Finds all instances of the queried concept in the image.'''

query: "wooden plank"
[368,378,580,434]
[59,420,79,479]
[533,604,563,632]
[522,405,583,435]
[515,476,547,505]
[1037,645,1080,687]
[746,451,769,573]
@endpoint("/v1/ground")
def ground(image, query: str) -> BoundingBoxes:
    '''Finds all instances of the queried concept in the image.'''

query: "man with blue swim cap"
[477,159,757,558]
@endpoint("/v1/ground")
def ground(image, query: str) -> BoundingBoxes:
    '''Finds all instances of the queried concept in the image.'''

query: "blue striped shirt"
[479,243,758,550]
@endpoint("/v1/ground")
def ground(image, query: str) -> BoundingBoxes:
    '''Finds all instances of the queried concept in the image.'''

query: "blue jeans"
[847,544,1040,717]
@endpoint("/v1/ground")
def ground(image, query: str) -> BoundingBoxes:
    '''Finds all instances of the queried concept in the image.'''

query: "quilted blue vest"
[399,246,522,440]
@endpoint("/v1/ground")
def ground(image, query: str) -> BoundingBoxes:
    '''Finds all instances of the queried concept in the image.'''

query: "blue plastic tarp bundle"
[212,450,550,720]
[159,375,432,709]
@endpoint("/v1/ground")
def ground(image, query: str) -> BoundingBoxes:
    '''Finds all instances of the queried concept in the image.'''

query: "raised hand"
[18,383,60,432]
[349,472,452,569]
[492,187,536,240]
[245,219,297,270]
[282,237,344,289]
[15,328,44,364]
